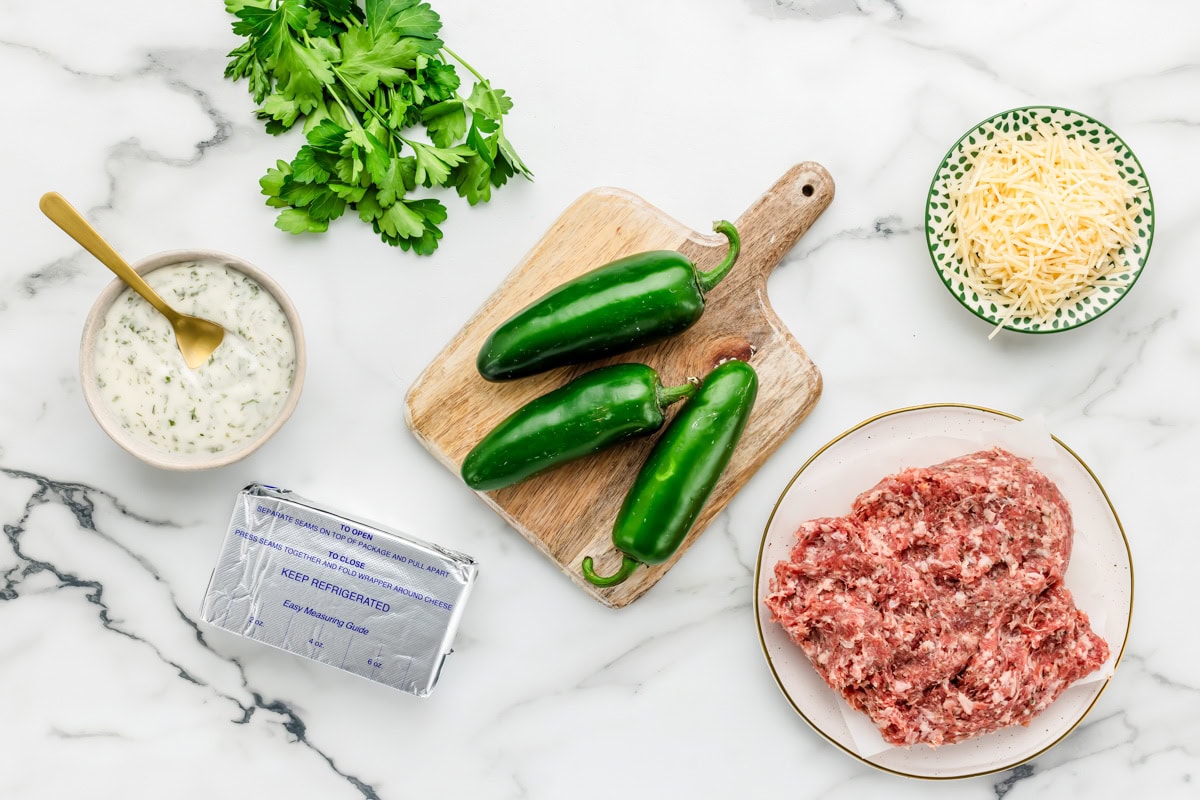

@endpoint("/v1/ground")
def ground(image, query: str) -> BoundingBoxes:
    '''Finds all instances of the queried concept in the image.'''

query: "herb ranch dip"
[93,259,297,455]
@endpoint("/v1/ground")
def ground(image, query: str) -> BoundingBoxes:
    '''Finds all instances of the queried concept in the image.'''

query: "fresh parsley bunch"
[224,0,531,254]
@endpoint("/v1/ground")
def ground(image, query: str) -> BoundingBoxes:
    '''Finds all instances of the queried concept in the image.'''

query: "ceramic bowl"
[925,105,1154,334]
[80,249,306,470]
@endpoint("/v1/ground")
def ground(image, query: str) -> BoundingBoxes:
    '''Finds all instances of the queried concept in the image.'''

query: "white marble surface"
[1,1,1197,797]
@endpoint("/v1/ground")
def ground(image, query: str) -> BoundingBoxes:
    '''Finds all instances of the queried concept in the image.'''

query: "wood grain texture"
[404,162,834,607]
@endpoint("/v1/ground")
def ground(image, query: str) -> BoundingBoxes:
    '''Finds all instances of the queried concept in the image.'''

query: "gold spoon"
[39,192,225,369]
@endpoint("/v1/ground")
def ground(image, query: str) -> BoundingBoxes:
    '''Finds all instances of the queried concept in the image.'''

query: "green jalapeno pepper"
[476,220,741,382]
[461,363,698,492]
[582,359,759,587]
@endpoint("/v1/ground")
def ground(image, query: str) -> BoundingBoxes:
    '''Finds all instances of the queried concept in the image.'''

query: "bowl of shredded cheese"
[925,106,1153,337]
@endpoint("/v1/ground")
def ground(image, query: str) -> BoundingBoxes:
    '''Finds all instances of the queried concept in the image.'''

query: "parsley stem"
[441,47,485,84]
[323,61,402,152]
[327,81,361,127]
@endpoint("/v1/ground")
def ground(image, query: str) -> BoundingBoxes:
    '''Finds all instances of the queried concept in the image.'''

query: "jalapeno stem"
[694,220,742,294]
[657,379,698,408]
[581,554,641,587]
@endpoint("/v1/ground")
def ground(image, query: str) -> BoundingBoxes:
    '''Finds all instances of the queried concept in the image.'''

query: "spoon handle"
[39,192,178,322]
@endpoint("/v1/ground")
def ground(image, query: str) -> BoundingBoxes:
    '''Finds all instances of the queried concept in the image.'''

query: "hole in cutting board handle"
[802,184,814,197]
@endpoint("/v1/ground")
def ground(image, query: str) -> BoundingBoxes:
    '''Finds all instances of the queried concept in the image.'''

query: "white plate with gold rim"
[753,404,1133,779]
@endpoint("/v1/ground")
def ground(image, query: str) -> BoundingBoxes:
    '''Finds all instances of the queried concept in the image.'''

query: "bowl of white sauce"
[80,250,305,470]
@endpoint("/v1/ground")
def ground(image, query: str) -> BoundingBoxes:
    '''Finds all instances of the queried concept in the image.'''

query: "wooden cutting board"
[404,162,834,608]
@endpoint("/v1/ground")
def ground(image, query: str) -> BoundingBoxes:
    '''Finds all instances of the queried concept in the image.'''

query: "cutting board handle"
[726,161,835,285]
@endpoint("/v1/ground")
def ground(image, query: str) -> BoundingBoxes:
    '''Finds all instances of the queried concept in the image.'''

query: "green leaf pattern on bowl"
[924,106,1154,334]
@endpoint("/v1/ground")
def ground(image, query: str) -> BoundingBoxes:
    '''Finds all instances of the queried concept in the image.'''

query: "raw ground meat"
[765,448,1110,748]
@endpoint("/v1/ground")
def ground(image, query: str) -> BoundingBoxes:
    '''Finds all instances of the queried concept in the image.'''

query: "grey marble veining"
[0,468,386,796]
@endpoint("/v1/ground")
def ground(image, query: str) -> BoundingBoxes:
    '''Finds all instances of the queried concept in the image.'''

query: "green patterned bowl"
[925,106,1154,335]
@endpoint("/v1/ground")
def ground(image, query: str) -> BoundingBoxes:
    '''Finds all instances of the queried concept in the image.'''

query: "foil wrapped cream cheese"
[200,484,478,696]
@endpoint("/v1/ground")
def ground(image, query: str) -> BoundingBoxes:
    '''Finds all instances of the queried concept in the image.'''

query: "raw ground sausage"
[765,448,1110,747]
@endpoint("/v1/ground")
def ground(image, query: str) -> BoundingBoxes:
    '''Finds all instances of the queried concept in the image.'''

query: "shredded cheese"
[943,126,1144,333]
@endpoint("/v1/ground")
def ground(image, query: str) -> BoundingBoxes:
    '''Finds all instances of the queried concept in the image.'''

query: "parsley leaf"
[276,207,329,234]
[337,26,422,95]
[420,60,460,102]
[465,80,513,121]
[421,99,466,147]
[374,156,415,205]
[367,0,443,47]
[410,141,473,187]
[290,146,333,184]
[374,198,447,254]
[226,0,531,254]
[260,159,293,207]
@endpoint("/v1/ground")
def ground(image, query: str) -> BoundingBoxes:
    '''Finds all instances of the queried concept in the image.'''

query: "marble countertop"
[2,1,1197,797]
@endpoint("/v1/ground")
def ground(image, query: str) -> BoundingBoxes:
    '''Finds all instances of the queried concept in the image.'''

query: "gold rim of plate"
[924,106,1155,335]
[752,402,1135,780]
